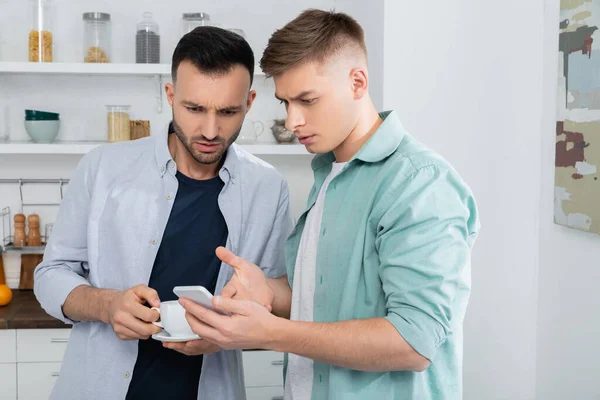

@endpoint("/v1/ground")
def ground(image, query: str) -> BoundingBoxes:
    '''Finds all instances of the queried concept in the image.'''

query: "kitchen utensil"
[151,300,195,337]
[238,120,264,144]
[130,120,150,140]
[2,252,21,289]
[13,214,26,247]
[227,28,245,38]
[107,105,131,142]
[271,119,295,143]
[19,254,42,289]
[136,12,160,64]
[25,109,59,120]
[0,249,6,285]
[181,13,212,36]
[24,120,60,143]
[44,223,53,244]
[29,0,53,62]
[0,104,9,142]
[27,214,41,247]
[83,12,111,63]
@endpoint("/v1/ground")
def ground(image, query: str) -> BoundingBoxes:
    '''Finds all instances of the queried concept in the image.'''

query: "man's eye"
[187,107,202,113]
[301,98,316,104]
[220,110,237,116]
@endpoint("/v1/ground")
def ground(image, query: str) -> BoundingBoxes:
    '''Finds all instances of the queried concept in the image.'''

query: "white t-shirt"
[284,162,347,400]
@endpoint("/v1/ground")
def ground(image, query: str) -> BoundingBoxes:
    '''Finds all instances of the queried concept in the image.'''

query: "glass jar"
[181,13,212,36]
[83,12,111,63]
[106,105,131,142]
[227,28,246,38]
[136,12,160,64]
[29,0,53,62]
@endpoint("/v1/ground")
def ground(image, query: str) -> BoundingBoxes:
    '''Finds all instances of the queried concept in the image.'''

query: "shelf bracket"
[155,75,164,114]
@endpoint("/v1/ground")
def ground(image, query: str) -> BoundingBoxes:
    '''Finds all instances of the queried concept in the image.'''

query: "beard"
[171,115,240,165]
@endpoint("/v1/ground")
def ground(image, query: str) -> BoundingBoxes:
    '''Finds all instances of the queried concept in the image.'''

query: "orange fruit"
[0,285,12,306]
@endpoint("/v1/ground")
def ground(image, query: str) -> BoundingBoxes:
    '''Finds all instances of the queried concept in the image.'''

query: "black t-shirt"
[126,170,228,400]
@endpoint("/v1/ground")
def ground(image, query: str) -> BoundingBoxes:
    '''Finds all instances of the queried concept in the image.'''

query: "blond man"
[179,9,480,400]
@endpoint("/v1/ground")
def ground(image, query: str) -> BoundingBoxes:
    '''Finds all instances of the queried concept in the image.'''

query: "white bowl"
[24,120,60,143]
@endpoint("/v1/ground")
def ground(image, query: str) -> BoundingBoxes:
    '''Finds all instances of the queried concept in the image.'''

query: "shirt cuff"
[38,271,91,325]
[385,309,445,362]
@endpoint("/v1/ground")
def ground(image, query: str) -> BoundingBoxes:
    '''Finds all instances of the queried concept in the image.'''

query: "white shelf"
[0,142,105,154]
[0,62,265,76]
[242,144,309,155]
[0,142,310,156]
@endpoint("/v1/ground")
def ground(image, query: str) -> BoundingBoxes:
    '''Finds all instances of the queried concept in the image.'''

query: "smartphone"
[173,285,226,314]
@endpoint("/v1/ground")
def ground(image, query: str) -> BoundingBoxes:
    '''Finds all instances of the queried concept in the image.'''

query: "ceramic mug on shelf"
[237,120,264,144]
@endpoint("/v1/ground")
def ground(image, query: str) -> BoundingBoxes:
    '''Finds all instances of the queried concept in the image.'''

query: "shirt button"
[167,194,172,200]
[160,167,165,172]
[124,372,130,378]
[169,161,175,168]
[151,239,157,245]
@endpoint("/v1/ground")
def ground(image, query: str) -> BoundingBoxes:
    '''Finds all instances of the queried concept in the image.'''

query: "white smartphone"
[173,285,226,314]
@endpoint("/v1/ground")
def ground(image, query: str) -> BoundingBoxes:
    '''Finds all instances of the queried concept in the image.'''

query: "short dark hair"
[260,9,366,78]
[172,26,255,85]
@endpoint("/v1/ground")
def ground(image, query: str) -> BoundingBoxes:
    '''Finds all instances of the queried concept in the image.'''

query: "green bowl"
[25,110,60,121]
[24,120,61,143]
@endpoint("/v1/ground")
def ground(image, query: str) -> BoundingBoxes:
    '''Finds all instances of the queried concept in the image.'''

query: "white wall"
[536,0,600,399]
[335,0,384,110]
[0,1,383,240]
[384,1,544,399]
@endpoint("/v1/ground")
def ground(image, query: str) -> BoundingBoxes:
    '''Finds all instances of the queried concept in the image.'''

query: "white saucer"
[152,329,200,342]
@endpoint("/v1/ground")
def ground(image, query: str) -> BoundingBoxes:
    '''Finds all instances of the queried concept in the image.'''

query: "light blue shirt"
[34,130,293,400]
[284,111,480,399]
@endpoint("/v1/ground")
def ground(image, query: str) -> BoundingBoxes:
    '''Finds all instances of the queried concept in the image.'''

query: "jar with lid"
[181,13,213,36]
[106,105,131,142]
[29,0,53,62]
[83,12,111,63]
[136,12,160,64]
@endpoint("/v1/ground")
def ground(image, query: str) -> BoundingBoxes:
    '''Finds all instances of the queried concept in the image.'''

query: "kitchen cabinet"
[0,363,17,400]
[243,350,284,388]
[16,329,70,362]
[245,386,285,400]
[0,328,284,399]
[17,362,61,400]
[0,329,16,363]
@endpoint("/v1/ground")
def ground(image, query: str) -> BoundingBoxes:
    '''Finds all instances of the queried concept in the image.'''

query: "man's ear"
[350,67,368,100]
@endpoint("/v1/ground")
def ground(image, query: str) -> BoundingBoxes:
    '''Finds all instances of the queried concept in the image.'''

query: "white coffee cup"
[151,300,195,337]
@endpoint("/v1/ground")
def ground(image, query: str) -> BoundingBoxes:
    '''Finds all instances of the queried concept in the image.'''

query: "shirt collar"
[311,110,406,171]
[154,127,173,177]
[154,124,241,181]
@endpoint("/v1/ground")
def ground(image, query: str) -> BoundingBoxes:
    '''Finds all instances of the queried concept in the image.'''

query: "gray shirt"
[34,130,293,400]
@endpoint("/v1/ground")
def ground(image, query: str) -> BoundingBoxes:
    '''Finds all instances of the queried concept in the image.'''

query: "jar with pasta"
[83,12,111,63]
[106,105,131,142]
[29,0,53,62]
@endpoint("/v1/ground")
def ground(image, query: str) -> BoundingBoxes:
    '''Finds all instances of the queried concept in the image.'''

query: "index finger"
[220,282,237,299]
[179,298,230,329]
[216,247,246,274]
[132,285,161,308]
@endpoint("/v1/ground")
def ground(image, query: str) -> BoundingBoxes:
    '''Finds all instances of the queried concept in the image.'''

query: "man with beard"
[34,27,293,400]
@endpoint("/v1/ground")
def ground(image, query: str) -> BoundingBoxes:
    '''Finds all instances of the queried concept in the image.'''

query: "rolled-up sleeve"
[376,164,479,362]
[34,150,100,324]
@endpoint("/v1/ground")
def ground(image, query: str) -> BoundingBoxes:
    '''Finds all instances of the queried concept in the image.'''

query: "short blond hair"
[260,9,367,77]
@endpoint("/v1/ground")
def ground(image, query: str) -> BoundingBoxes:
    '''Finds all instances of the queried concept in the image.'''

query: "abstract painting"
[555,0,600,234]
